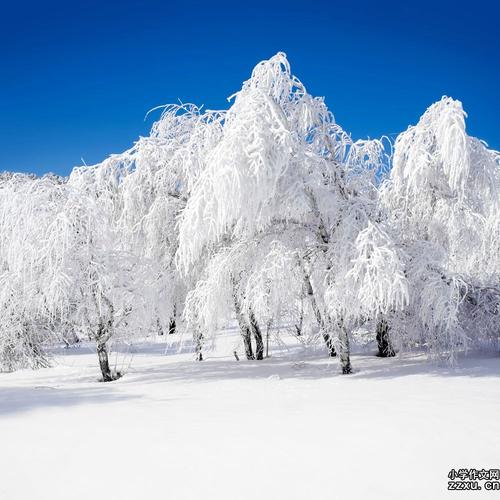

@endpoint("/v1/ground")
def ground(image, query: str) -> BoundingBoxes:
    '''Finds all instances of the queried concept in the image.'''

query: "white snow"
[1,332,499,500]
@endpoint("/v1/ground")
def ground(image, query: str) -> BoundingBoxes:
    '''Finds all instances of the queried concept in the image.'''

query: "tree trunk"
[322,332,337,358]
[168,304,177,334]
[232,279,255,360]
[195,331,203,361]
[97,342,114,382]
[242,327,255,360]
[376,318,395,357]
[168,318,176,335]
[304,274,336,357]
[92,294,117,381]
[294,298,304,336]
[265,320,272,358]
[249,311,264,360]
[337,320,352,374]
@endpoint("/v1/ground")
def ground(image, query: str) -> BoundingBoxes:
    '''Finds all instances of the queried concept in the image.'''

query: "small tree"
[56,161,155,381]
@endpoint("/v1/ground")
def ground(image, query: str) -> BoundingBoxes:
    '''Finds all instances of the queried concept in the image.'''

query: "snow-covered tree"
[46,103,225,379]
[178,52,406,373]
[380,97,500,359]
[2,55,495,381]
[0,173,69,370]
[54,160,156,381]
[119,104,225,337]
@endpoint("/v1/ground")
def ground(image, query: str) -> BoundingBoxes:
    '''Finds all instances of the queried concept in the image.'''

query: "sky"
[0,0,498,176]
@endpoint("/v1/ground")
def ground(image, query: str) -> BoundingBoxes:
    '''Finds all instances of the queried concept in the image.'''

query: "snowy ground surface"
[1,330,499,500]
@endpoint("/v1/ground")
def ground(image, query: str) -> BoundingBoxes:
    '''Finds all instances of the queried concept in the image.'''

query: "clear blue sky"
[1,0,498,176]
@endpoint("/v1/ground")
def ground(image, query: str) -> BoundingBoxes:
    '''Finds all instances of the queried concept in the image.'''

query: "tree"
[0,173,68,370]
[57,159,155,381]
[58,104,225,375]
[178,52,398,373]
[379,97,500,360]
[119,104,225,341]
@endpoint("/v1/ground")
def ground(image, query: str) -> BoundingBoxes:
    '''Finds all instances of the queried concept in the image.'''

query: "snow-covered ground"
[1,331,499,500]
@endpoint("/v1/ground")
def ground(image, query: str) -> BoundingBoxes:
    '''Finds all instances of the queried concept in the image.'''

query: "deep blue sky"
[1,0,498,176]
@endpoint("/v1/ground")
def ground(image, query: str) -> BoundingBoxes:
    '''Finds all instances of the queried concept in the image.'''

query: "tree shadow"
[351,350,500,379]
[2,343,498,417]
[122,346,500,386]
[0,384,142,416]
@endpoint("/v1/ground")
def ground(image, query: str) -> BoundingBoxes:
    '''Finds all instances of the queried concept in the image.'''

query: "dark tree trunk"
[337,320,352,374]
[195,331,203,361]
[168,304,177,334]
[92,294,117,381]
[168,318,176,335]
[322,332,337,358]
[294,298,304,336]
[249,311,264,360]
[97,343,114,382]
[232,280,255,360]
[376,319,395,357]
[304,274,336,357]
[242,327,255,360]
